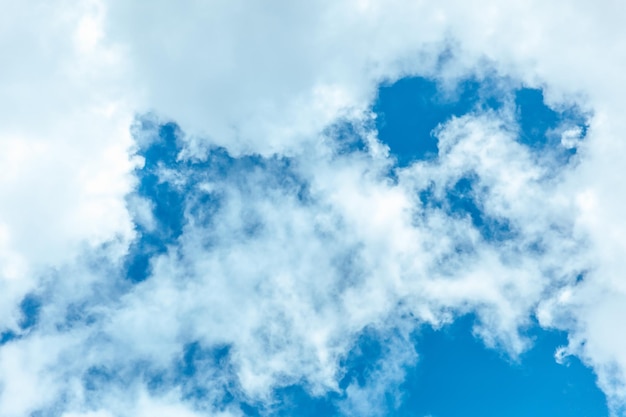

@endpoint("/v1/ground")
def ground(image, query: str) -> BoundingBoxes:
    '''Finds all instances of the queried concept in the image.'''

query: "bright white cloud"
[0,0,135,338]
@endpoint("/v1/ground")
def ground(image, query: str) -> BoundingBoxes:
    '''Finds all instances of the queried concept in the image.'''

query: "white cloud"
[0,0,136,331]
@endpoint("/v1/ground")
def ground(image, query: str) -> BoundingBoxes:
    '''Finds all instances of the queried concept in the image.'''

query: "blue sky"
[2,2,626,417]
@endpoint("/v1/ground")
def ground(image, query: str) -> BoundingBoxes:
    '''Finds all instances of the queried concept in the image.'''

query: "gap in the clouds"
[397,315,608,417]
[374,77,477,165]
[515,88,589,157]
[373,75,589,167]
[339,326,385,389]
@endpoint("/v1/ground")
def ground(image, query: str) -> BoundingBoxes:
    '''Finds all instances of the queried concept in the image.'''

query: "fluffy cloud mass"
[2,0,626,416]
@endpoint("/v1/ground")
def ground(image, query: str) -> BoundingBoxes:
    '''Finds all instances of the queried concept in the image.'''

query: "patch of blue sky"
[373,77,486,166]
[515,88,589,156]
[374,76,589,167]
[399,316,608,417]
[340,326,386,390]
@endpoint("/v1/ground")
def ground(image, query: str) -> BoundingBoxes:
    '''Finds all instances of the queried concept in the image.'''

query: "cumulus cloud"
[3,0,626,415]
[0,1,136,356]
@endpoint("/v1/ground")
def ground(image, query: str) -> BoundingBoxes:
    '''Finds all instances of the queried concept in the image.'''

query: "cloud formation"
[2,0,626,416]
